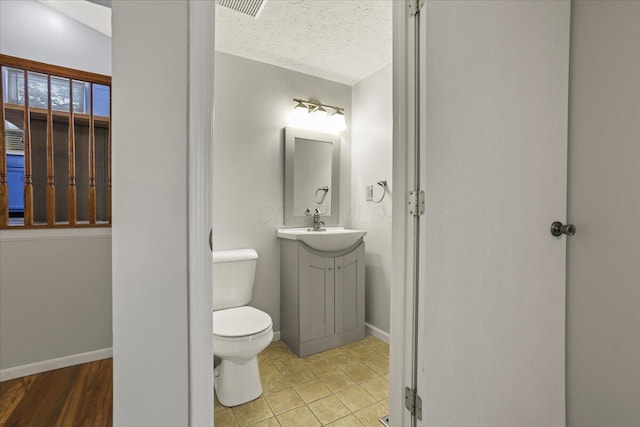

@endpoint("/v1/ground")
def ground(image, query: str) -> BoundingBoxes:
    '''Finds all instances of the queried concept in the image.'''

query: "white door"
[402,1,571,426]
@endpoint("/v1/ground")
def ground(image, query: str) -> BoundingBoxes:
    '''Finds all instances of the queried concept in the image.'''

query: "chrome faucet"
[305,208,325,231]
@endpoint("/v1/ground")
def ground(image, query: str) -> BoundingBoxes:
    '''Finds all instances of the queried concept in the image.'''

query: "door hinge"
[408,190,425,216]
[409,0,425,16]
[405,386,423,420]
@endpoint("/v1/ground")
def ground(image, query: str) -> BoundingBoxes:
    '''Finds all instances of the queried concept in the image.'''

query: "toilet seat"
[213,306,272,338]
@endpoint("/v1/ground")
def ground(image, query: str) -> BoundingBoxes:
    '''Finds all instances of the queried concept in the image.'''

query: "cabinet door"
[335,244,365,334]
[299,247,335,342]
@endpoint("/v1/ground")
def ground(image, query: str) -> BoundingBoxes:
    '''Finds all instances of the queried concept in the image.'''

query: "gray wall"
[351,64,393,335]
[567,2,640,426]
[0,0,111,75]
[112,2,190,425]
[213,52,351,333]
[0,0,112,372]
[0,231,112,370]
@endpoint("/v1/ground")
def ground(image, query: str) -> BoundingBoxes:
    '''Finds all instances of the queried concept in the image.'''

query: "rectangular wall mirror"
[284,127,340,226]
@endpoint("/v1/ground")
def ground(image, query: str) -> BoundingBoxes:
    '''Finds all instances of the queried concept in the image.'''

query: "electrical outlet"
[366,185,374,201]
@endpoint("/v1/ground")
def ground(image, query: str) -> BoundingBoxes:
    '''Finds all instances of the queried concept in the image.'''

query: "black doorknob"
[551,221,576,237]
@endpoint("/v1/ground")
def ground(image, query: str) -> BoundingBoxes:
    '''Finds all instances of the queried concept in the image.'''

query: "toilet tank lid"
[212,248,258,263]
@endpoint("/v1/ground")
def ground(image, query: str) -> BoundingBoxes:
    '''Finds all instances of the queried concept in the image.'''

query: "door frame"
[187,0,214,425]
[390,1,417,426]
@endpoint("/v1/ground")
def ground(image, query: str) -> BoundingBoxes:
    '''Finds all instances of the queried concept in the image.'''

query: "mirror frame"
[284,127,341,226]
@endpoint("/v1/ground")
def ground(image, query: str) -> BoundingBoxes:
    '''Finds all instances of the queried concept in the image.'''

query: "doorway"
[212,1,394,425]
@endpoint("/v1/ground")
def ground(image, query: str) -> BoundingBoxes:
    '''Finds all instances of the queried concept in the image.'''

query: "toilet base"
[214,356,263,407]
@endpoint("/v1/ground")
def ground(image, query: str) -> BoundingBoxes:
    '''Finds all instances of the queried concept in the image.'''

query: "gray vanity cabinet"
[335,248,366,334]
[299,249,335,342]
[280,239,366,357]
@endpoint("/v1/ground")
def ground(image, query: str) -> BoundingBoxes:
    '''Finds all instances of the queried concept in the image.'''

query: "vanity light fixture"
[287,98,347,133]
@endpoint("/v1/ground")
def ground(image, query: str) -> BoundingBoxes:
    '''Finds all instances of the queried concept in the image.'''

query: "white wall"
[351,64,393,335]
[213,52,351,332]
[112,2,189,425]
[0,0,111,75]
[0,0,112,375]
[567,2,640,426]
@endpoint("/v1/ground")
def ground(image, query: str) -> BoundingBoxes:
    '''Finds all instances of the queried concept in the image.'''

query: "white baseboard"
[365,323,390,344]
[1,333,279,382]
[0,347,112,382]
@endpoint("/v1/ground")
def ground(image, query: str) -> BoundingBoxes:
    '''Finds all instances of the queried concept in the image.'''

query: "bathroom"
[211,1,393,425]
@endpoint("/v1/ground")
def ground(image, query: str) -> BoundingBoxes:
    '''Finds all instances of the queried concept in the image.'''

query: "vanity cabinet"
[280,239,365,357]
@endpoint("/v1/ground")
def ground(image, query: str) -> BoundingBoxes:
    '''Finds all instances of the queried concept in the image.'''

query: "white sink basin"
[276,227,367,252]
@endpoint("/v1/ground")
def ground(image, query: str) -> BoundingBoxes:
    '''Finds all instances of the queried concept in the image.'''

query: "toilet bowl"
[212,249,274,407]
[213,306,273,406]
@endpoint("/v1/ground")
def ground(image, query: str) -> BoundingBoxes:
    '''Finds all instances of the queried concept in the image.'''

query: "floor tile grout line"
[222,337,389,426]
[264,386,305,417]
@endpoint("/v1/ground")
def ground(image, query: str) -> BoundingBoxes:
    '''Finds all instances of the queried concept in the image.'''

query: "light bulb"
[329,109,346,132]
[309,105,328,131]
[288,101,308,128]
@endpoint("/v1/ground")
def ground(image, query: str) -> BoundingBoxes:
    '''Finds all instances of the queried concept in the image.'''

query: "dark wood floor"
[0,358,112,427]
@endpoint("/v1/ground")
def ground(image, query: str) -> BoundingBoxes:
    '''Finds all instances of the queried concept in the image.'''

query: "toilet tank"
[212,248,258,311]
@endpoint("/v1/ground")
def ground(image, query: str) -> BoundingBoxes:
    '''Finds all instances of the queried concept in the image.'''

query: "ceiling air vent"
[219,0,267,18]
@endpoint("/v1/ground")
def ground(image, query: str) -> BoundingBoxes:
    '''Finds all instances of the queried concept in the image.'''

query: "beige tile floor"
[215,335,390,426]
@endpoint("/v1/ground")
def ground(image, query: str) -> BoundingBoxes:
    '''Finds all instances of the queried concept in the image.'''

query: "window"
[0,55,111,228]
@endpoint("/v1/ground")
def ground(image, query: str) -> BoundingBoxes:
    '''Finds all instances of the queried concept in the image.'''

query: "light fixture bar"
[289,98,346,133]
[292,98,344,113]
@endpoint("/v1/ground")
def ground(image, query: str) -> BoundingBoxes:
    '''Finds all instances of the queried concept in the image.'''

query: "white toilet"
[212,249,273,407]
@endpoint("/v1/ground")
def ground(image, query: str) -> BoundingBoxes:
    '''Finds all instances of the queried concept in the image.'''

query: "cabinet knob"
[328,267,333,271]
[337,265,342,270]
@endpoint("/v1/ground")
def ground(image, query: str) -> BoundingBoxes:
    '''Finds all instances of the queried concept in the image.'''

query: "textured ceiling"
[215,0,393,85]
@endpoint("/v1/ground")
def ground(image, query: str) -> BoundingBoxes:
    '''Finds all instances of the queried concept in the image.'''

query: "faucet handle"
[304,208,311,216]
[314,208,321,215]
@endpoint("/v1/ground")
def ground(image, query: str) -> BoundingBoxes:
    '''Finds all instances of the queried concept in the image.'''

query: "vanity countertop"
[276,227,367,252]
